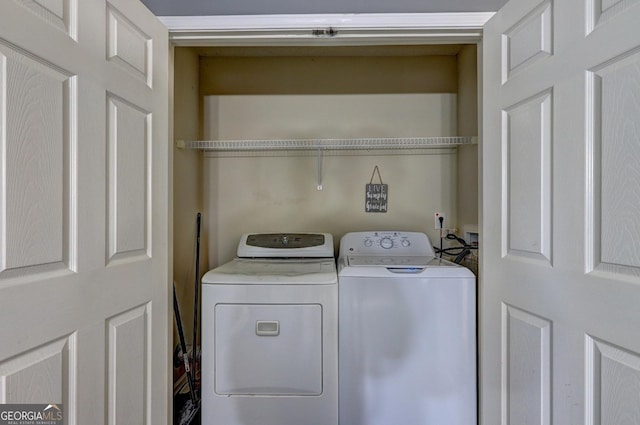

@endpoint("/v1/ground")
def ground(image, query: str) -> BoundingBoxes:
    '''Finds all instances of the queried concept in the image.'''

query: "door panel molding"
[10,0,77,39]
[106,93,151,265]
[106,303,151,425]
[586,47,640,278]
[501,0,552,83]
[502,89,553,264]
[501,304,552,425]
[0,40,77,280]
[0,332,77,419]
[107,3,152,87]
[586,335,640,425]
[587,0,640,34]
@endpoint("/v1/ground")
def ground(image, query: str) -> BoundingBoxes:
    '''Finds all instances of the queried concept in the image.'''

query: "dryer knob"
[380,237,394,249]
[364,239,373,247]
[401,239,411,247]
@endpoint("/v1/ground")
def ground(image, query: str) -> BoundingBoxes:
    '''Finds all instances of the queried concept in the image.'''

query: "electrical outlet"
[434,212,445,229]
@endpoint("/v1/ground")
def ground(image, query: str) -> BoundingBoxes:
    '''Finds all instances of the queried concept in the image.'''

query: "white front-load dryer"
[338,231,476,425]
[201,233,337,425]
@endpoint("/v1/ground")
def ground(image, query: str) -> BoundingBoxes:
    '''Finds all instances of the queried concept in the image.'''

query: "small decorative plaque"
[365,166,388,213]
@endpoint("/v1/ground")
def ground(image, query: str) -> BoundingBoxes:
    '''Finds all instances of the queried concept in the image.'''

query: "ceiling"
[140,0,508,17]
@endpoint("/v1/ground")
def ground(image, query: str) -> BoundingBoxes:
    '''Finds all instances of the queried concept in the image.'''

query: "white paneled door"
[0,0,169,424]
[482,0,640,425]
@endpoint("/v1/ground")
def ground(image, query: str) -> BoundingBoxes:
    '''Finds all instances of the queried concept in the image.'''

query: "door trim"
[160,12,494,45]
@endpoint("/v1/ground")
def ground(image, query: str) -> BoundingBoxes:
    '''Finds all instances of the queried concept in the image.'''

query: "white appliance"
[338,231,476,425]
[201,233,338,425]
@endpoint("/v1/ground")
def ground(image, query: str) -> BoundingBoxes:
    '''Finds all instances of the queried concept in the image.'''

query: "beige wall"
[204,94,457,140]
[173,47,206,348]
[200,55,457,95]
[456,44,479,232]
[203,93,459,265]
[206,152,458,265]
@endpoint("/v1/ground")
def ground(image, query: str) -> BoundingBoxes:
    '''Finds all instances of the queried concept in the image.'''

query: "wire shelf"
[177,136,476,151]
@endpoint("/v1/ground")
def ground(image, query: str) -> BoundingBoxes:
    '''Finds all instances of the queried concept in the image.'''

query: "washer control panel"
[339,231,435,257]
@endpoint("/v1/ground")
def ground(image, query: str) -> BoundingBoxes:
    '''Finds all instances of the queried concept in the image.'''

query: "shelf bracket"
[317,147,323,191]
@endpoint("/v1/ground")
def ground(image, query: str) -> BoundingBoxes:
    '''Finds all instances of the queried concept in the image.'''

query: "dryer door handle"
[256,320,280,336]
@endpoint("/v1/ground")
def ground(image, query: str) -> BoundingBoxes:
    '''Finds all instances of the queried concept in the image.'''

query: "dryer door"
[215,304,322,395]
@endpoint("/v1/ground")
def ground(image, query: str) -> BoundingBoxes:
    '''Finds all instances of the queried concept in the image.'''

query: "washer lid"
[339,256,475,278]
[202,258,337,284]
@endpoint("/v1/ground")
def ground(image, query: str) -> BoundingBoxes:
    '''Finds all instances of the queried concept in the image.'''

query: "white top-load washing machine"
[201,233,337,425]
[338,231,476,425]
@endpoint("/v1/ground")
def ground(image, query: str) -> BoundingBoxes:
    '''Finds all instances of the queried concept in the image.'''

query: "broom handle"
[174,282,197,403]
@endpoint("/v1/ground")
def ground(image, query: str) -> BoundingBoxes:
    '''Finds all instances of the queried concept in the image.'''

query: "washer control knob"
[401,239,411,247]
[364,239,373,247]
[380,237,394,249]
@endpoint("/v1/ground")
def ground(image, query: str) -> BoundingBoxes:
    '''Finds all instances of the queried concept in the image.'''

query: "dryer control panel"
[238,232,334,258]
[339,231,435,257]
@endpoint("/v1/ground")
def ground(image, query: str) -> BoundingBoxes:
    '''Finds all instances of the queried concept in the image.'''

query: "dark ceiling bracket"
[312,27,339,37]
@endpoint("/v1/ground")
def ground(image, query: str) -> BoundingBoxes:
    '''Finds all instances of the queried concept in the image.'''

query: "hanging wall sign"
[365,166,388,213]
